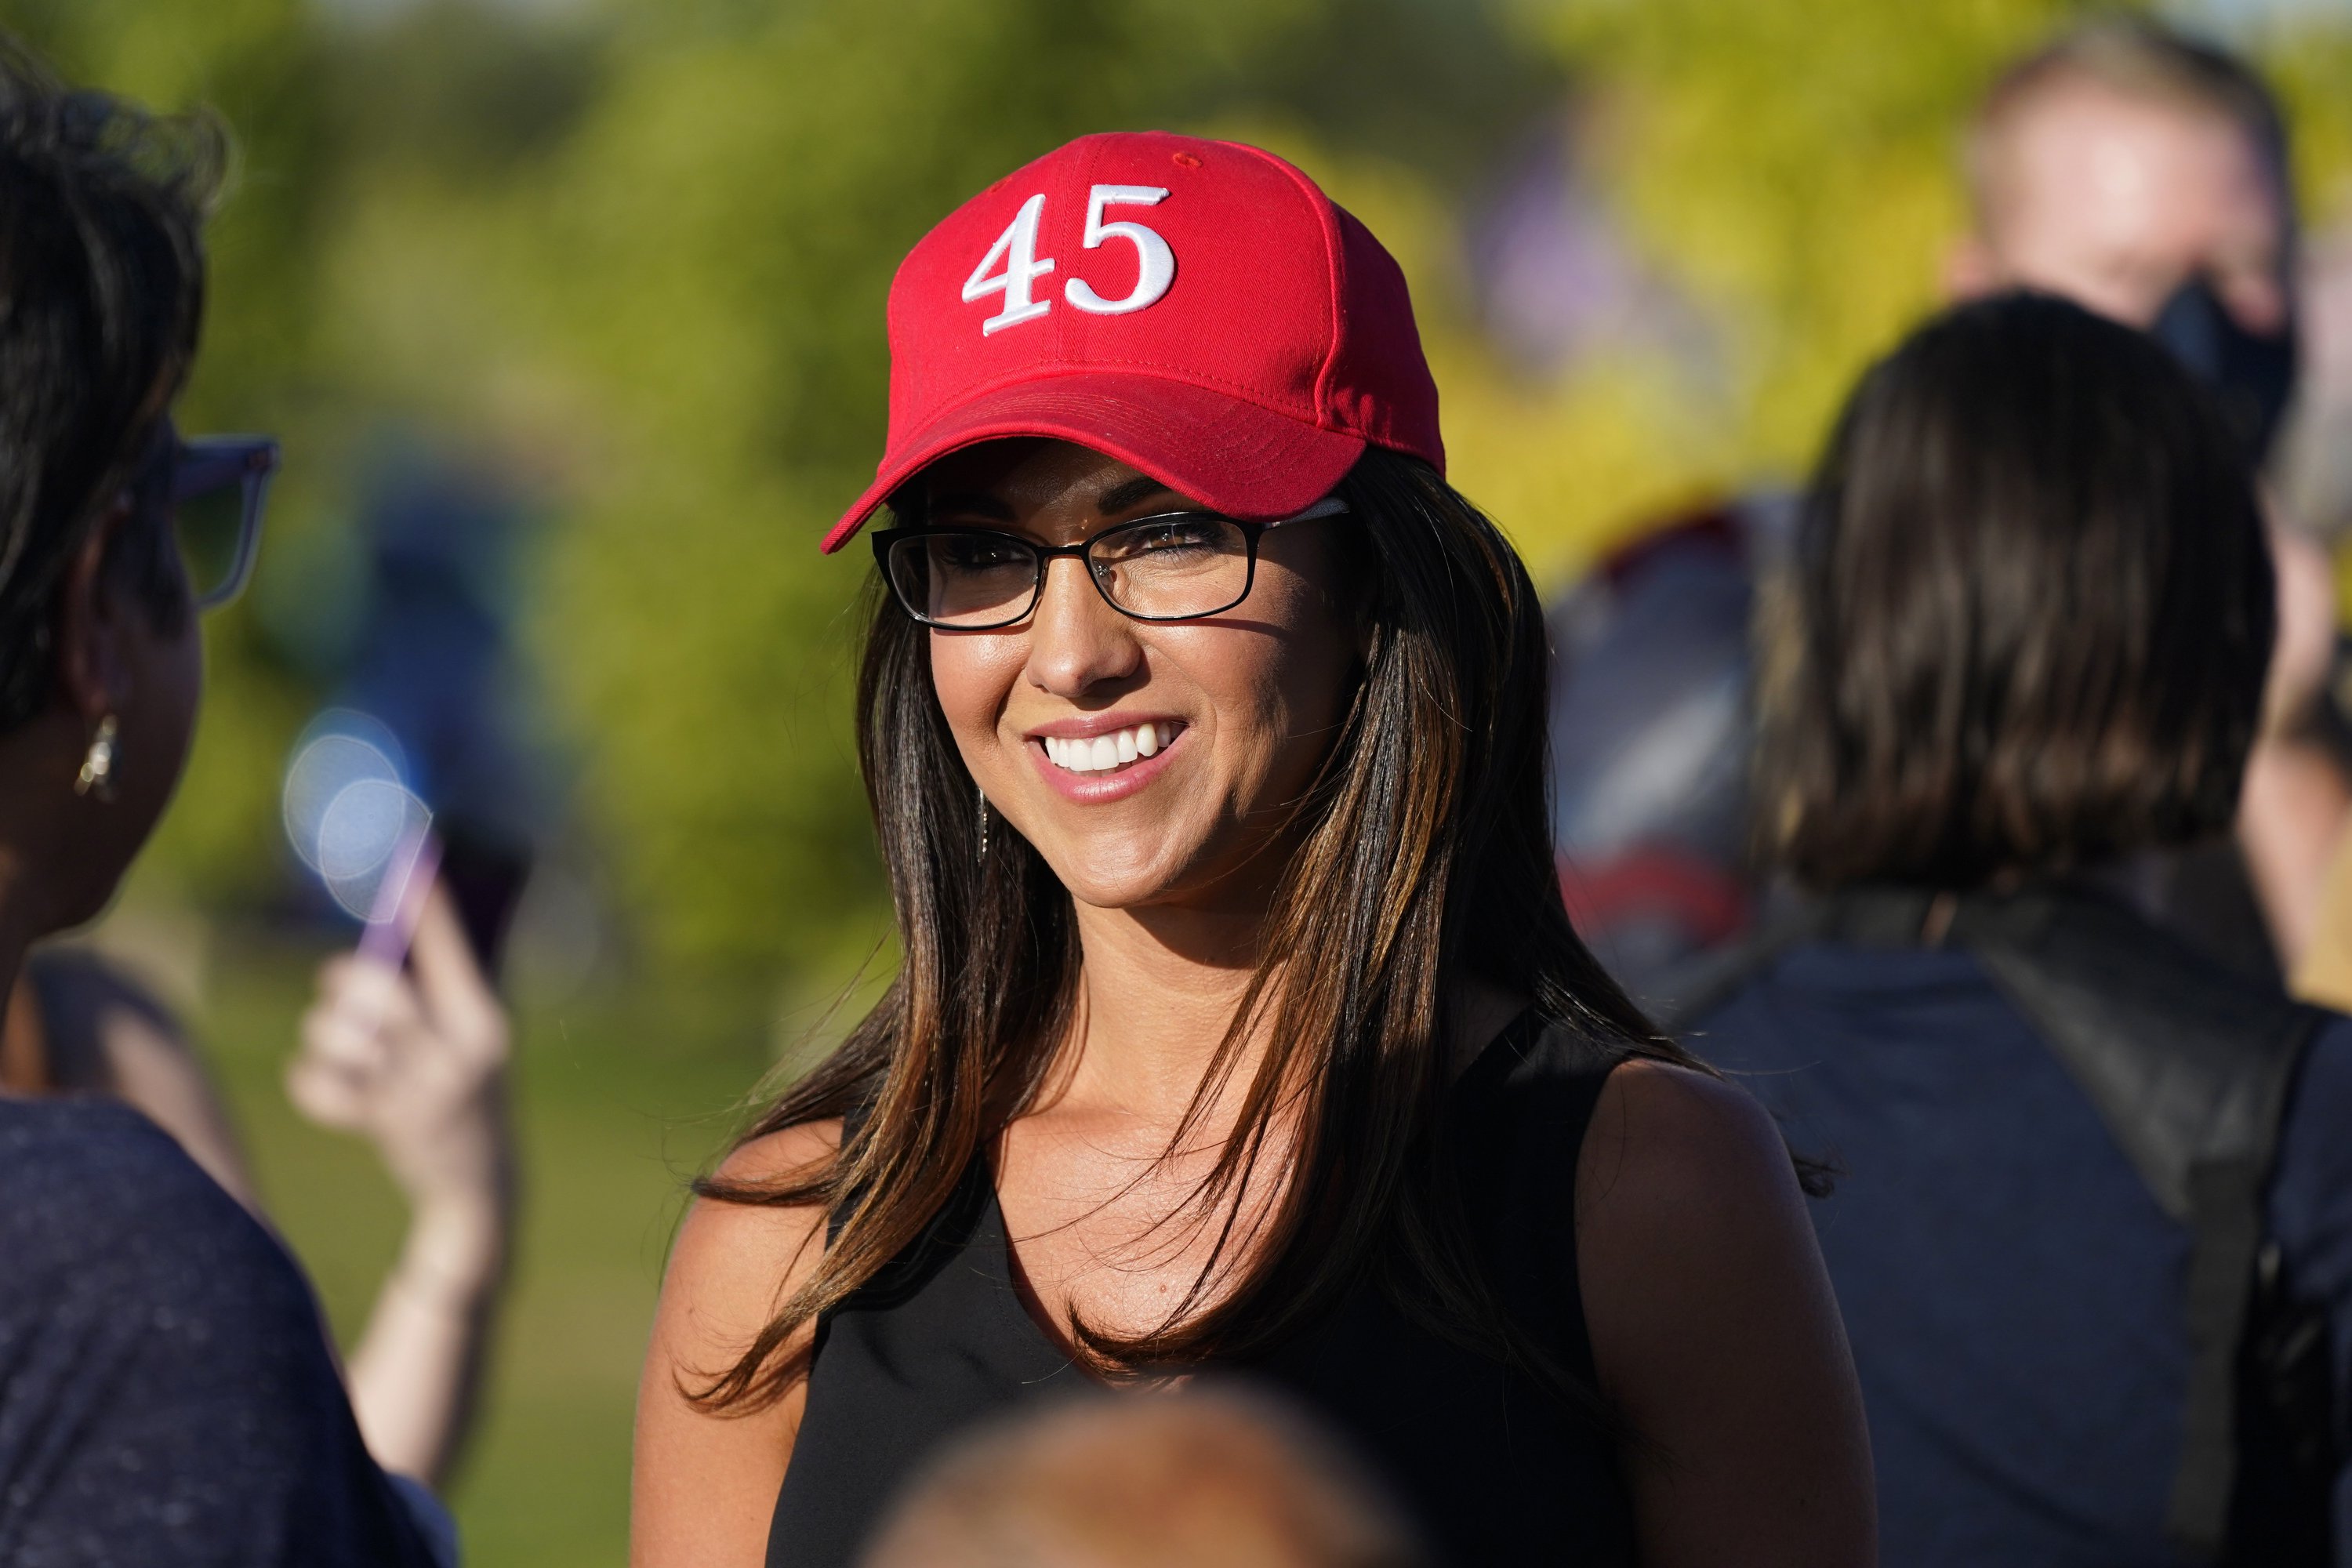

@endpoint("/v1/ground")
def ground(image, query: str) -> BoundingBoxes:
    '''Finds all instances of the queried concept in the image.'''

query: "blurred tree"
[5,1,615,917]
[9,10,2350,1565]
[1526,0,2075,471]
[499,0,1562,985]
[1508,0,2352,515]
[14,0,2347,1005]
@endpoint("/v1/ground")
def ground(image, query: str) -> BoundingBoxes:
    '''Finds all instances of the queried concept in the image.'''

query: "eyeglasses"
[132,430,280,611]
[872,496,1349,630]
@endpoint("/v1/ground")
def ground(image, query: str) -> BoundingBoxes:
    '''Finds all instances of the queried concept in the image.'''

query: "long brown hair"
[1757,293,2273,891]
[695,446,1690,1412]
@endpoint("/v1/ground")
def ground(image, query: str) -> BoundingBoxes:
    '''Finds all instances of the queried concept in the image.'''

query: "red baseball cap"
[822,131,1445,553]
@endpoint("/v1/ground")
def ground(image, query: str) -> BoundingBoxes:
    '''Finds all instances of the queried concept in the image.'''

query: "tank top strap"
[1450,1008,1632,1174]
[1455,1006,1632,1102]
[1443,1009,1632,1382]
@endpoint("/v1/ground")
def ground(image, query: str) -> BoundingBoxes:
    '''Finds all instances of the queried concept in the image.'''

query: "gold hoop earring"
[977,786,990,862]
[74,713,119,803]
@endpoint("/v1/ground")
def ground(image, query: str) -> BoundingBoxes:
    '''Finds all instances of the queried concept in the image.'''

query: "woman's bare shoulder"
[635,1118,845,1566]
[670,1118,844,1291]
[652,1117,844,1397]
[1575,1058,1796,1229]
[1573,1061,1875,1564]
[713,1117,844,1185]
[1573,1056,1841,1416]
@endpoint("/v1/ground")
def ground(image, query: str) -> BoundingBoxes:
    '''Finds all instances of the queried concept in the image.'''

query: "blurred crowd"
[2,6,2352,1568]
[1552,20,2341,1002]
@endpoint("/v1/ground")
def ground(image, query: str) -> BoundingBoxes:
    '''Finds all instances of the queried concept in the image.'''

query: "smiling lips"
[1040,721,1176,775]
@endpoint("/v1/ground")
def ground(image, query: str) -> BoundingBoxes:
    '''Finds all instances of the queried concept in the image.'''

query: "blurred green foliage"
[495,0,1580,983]
[13,5,2352,1564]
[1527,0,2352,484]
[18,0,2352,1002]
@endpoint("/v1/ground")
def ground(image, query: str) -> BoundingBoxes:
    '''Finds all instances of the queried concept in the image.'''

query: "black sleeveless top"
[766,1012,1638,1566]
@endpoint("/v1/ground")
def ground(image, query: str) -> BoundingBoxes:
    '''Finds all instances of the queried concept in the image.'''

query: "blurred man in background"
[1552,16,2336,998]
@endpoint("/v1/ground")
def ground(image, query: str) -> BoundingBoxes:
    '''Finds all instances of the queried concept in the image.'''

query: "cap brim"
[821,372,1366,554]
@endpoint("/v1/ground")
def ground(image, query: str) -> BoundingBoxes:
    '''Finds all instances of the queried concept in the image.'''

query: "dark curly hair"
[0,38,225,729]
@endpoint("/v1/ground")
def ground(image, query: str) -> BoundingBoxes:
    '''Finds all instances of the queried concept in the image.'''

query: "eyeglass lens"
[889,532,1038,627]
[170,439,276,609]
[887,515,1254,628]
[174,477,248,604]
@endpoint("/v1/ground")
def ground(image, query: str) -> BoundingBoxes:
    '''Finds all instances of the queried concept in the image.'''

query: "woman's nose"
[1025,555,1142,698]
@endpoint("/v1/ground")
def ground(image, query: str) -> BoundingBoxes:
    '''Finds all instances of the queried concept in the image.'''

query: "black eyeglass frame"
[136,432,280,611]
[870,495,1351,631]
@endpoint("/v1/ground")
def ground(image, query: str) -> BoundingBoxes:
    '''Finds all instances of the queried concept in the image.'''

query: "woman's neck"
[1055,901,1272,1130]
[1046,896,1530,1134]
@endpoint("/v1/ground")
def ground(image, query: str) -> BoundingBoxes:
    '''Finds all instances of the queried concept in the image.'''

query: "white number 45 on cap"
[963,185,1174,336]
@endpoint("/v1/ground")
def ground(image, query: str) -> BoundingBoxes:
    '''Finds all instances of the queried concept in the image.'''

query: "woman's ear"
[52,497,139,724]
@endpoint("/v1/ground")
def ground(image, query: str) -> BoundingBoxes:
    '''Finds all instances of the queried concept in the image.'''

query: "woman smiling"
[632,132,1874,1568]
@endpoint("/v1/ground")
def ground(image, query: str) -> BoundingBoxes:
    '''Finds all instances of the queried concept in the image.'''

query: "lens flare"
[283,708,432,918]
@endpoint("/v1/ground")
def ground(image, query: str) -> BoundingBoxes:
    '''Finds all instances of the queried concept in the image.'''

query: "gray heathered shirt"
[0,1097,435,1566]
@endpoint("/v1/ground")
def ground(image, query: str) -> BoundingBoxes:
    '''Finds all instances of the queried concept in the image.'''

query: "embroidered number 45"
[1065,185,1172,315]
[962,192,1056,336]
[962,185,1175,336]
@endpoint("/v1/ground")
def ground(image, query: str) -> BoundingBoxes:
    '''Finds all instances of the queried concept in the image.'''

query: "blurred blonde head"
[1948,18,2293,333]
[861,1386,1426,1568]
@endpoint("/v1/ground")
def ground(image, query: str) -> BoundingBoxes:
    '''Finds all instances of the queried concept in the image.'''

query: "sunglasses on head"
[129,426,280,611]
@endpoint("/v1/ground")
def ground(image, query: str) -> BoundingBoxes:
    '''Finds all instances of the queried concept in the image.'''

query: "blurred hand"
[290,885,514,1218]
[296,884,515,1485]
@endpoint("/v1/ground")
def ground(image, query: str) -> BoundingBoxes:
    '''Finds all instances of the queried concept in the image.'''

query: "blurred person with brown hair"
[0,38,451,1566]
[861,1385,1427,1568]
[635,132,1874,1568]
[1951,17,2340,971]
[1553,16,2334,997]
[1673,293,2352,1566]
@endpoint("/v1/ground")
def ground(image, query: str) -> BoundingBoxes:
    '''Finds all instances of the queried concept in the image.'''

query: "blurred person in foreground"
[861,1385,1425,1568]
[1554,17,2335,996]
[0,43,454,1565]
[1675,294,2352,1565]
[634,131,1873,1568]
[0,902,517,1492]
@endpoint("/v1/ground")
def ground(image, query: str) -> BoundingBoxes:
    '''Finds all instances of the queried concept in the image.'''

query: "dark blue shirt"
[0,1098,434,1567]
[1690,942,2352,1565]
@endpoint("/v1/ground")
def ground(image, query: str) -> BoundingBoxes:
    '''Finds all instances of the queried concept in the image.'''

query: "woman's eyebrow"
[926,490,1016,521]
[1096,474,1181,515]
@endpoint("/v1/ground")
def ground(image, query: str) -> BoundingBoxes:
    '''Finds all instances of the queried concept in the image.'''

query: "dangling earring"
[976,786,991,862]
[74,713,119,802]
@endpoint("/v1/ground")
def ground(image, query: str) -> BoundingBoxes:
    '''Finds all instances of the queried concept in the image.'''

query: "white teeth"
[1040,723,1175,775]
